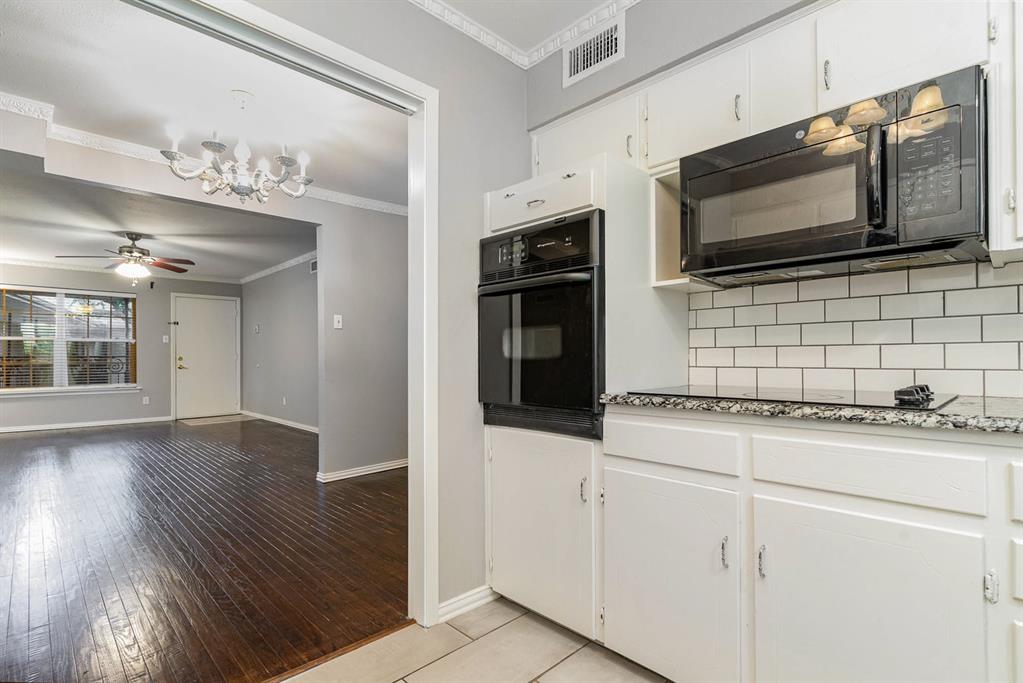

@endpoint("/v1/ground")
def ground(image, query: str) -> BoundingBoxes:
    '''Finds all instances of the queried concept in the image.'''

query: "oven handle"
[478,271,592,295]
[865,123,884,226]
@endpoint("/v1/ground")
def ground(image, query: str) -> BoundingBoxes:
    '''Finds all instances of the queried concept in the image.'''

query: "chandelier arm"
[278,182,307,199]
[168,161,207,181]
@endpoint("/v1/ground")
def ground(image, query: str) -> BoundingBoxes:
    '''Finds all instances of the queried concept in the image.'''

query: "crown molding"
[240,250,316,284]
[305,186,408,216]
[49,124,167,164]
[0,91,54,121]
[0,257,242,285]
[406,0,642,69]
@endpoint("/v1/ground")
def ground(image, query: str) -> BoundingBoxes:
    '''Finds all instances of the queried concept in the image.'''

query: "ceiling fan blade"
[149,262,188,274]
[105,262,123,270]
[151,257,196,265]
[54,255,123,259]
[104,249,123,255]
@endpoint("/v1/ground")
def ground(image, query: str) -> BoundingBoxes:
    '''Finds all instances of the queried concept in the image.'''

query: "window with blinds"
[1,287,137,391]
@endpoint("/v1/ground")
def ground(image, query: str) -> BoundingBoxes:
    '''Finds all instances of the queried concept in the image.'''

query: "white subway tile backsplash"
[716,326,756,347]
[882,344,944,369]
[799,276,849,301]
[718,367,756,387]
[985,370,1023,398]
[688,348,697,365]
[756,325,801,347]
[804,369,854,390]
[689,328,715,348]
[690,291,713,309]
[881,292,943,319]
[688,310,697,327]
[945,342,1019,370]
[854,320,913,344]
[689,367,716,386]
[850,271,908,296]
[908,263,976,292]
[757,368,803,389]
[978,261,1023,288]
[855,369,915,392]
[914,369,984,396]
[697,348,734,367]
[734,304,776,326]
[945,286,1018,316]
[826,345,880,368]
[777,300,825,324]
[778,346,823,367]
[802,322,852,345]
[982,314,1023,342]
[735,347,776,367]
[913,316,981,343]
[826,297,879,321]
[696,307,734,328]
[713,288,752,308]
[753,282,798,305]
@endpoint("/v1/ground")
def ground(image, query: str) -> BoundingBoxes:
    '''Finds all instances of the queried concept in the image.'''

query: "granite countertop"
[601,392,1023,434]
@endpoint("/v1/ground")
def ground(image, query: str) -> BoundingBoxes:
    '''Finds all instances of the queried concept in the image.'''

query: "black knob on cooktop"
[894,384,935,407]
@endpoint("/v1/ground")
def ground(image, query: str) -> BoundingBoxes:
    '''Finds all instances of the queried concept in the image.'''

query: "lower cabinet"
[488,427,597,637]
[603,467,739,682]
[753,496,987,683]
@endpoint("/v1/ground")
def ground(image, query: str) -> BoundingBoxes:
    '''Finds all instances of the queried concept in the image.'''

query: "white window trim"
[0,384,141,398]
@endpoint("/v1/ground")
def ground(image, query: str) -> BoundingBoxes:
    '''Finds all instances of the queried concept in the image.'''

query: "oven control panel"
[897,107,961,222]
[480,211,601,281]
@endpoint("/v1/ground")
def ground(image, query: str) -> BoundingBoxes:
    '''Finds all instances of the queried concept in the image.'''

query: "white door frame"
[127,0,442,625]
[170,293,241,420]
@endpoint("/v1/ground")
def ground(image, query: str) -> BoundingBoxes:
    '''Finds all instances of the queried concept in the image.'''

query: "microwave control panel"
[896,107,961,222]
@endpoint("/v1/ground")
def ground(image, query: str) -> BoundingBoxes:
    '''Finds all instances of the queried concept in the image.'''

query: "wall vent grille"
[563,16,625,88]
[309,259,318,274]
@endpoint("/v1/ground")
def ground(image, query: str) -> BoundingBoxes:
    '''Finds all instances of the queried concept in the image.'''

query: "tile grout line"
[399,611,531,681]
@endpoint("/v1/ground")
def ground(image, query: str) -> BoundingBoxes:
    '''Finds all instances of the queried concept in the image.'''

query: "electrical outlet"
[162,335,169,344]
[142,396,150,405]
[254,324,260,334]
[333,314,343,329]
[282,396,287,406]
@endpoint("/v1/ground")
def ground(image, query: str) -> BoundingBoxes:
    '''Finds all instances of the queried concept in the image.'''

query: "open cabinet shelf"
[650,169,717,292]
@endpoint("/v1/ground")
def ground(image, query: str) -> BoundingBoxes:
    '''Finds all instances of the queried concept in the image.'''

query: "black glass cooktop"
[629,385,958,411]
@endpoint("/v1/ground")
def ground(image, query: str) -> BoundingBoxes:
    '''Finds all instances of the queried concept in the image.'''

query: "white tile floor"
[287,598,668,683]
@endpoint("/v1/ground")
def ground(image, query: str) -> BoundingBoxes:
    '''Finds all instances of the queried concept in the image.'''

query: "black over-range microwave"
[680,66,988,286]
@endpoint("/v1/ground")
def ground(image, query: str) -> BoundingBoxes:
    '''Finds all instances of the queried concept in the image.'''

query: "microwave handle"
[865,124,884,226]
[478,271,591,295]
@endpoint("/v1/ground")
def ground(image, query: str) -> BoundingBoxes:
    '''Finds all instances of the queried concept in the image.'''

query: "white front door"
[174,295,239,419]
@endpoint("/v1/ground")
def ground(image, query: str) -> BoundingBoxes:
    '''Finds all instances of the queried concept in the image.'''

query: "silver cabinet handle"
[504,192,516,199]
[720,536,729,569]
[824,59,832,91]
[625,134,633,158]
[562,172,577,179]
[526,199,546,208]
[757,545,767,578]
[579,476,587,503]
[734,94,741,121]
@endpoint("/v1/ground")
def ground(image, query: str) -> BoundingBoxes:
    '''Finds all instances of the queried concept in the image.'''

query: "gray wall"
[526,0,807,128]
[317,214,408,474]
[252,0,531,601]
[0,263,240,429]
[241,260,318,428]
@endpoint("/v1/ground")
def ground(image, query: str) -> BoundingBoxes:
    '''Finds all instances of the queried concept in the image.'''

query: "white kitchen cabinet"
[816,0,989,112]
[484,162,600,233]
[534,95,641,176]
[487,427,597,637]
[753,495,987,683]
[749,14,817,134]
[645,47,750,169]
[603,468,739,683]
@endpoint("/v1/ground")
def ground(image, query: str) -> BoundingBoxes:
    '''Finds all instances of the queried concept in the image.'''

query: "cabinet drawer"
[752,435,987,515]
[603,417,741,476]
[486,168,596,232]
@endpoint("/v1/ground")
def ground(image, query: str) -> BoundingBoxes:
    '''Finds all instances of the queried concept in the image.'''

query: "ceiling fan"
[55,232,196,284]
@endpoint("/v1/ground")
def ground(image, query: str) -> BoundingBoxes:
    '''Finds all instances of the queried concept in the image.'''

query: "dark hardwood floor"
[0,419,408,683]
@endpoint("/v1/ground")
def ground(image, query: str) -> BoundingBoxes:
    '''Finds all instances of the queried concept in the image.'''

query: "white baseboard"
[438,585,499,623]
[316,458,408,482]
[0,415,173,434]
[240,410,318,434]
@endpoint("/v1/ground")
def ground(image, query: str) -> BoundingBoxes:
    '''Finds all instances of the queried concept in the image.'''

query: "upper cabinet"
[535,95,641,176]
[749,14,817,134]
[645,47,750,169]
[816,0,990,112]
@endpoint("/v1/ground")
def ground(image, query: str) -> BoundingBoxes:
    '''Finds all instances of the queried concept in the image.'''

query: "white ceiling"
[0,153,317,282]
[445,0,607,51]
[0,0,408,205]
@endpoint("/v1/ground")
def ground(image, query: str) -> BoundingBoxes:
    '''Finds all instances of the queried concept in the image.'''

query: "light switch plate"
[333,314,343,329]
[162,335,169,344]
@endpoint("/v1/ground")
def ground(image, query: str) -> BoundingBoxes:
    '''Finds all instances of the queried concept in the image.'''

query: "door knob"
[177,364,188,370]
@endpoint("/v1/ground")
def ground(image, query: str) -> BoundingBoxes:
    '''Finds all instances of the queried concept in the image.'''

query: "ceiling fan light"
[115,262,151,279]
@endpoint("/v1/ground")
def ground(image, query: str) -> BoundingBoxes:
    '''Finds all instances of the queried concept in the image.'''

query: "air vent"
[480,254,592,283]
[309,259,318,274]
[563,17,625,88]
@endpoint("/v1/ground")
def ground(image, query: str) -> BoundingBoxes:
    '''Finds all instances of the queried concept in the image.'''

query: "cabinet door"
[749,15,817,134]
[536,96,640,175]
[604,468,739,682]
[489,427,596,637]
[646,47,750,168]
[754,496,986,683]
[817,0,989,112]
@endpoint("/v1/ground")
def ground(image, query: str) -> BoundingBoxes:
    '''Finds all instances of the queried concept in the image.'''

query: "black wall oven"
[478,210,604,438]
[681,66,987,286]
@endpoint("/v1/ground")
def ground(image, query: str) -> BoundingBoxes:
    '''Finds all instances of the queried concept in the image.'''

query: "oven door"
[478,272,598,412]
[682,124,896,274]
